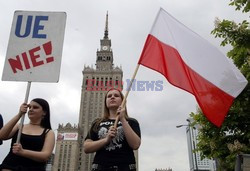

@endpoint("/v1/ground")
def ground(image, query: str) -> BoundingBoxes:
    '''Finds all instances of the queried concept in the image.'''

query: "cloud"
[0,0,247,170]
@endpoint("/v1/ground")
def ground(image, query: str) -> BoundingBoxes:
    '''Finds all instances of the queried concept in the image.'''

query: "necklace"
[29,122,40,126]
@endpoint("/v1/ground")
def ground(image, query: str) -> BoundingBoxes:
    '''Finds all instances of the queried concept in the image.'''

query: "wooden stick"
[114,64,140,128]
[16,81,31,143]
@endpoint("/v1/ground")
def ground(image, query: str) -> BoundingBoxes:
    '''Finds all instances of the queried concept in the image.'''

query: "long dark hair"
[32,98,52,129]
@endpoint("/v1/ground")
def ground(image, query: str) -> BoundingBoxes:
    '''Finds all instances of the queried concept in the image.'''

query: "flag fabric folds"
[138,8,248,127]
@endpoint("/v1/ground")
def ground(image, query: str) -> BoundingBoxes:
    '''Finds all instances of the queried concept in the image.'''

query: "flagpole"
[16,81,31,144]
[114,64,140,128]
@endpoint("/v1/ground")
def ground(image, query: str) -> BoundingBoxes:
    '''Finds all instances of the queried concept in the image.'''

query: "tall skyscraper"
[76,12,123,171]
[186,120,216,171]
[52,12,140,171]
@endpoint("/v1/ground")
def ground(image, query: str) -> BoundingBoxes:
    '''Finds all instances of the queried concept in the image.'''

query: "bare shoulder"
[45,129,55,138]
[47,129,55,135]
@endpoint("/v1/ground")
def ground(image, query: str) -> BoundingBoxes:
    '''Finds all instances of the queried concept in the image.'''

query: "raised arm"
[84,138,109,153]
[120,118,141,150]
[0,103,27,140]
[118,106,141,150]
[84,125,116,153]
[12,130,55,162]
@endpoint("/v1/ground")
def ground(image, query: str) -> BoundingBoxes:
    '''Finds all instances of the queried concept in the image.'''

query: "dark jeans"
[91,164,136,171]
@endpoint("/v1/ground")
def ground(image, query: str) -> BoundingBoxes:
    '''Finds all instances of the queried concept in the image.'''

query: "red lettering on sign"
[43,41,54,63]
[29,46,44,67]
[65,133,77,138]
[22,52,31,69]
[8,55,23,73]
[8,41,54,74]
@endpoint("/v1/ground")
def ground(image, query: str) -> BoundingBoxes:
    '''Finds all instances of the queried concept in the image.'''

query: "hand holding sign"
[1,11,66,144]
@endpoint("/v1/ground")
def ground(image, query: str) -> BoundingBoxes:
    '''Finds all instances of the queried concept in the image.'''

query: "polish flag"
[138,8,248,127]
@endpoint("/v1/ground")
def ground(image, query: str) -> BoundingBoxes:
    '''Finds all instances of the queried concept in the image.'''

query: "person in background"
[0,98,55,171]
[0,114,3,145]
[84,88,141,171]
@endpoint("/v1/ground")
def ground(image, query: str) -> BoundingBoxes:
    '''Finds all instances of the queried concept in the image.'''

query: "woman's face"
[28,101,45,120]
[106,89,122,109]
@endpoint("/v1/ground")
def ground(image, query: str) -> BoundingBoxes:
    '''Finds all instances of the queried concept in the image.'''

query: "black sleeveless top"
[0,128,50,171]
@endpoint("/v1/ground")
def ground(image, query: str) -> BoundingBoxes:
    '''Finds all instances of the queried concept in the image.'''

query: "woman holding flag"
[84,88,141,171]
[0,98,55,171]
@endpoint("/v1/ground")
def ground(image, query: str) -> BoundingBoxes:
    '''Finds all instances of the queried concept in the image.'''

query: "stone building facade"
[53,123,79,171]
[51,12,141,171]
[76,12,123,171]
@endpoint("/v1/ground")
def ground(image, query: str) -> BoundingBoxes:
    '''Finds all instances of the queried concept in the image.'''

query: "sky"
[0,0,248,170]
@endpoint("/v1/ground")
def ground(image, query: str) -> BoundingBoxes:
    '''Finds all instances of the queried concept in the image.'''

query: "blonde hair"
[93,88,128,132]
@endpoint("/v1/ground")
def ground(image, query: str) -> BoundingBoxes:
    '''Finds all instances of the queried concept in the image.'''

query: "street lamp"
[176,124,188,128]
[176,121,199,171]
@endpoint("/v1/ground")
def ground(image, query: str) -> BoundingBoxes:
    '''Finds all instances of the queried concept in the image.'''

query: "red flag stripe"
[138,34,234,127]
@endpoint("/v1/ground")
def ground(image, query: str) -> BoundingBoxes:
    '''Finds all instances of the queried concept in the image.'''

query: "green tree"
[190,1,250,170]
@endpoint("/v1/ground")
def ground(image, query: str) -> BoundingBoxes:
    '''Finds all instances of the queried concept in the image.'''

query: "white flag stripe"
[150,8,247,97]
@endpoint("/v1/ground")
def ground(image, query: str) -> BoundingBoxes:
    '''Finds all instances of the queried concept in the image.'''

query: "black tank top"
[0,128,50,171]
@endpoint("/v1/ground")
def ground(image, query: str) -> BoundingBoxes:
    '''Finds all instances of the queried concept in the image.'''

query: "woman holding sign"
[84,88,141,171]
[0,98,55,171]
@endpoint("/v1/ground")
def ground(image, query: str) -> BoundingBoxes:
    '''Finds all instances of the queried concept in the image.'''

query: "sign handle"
[16,81,31,143]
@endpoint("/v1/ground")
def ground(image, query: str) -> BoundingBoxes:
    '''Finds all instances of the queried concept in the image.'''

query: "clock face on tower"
[102,46,108,50]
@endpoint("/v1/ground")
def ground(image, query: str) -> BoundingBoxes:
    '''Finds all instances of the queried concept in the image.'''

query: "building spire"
[104,11,108,39]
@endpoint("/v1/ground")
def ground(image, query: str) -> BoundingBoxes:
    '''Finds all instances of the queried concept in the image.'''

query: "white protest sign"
[2,11,66,82]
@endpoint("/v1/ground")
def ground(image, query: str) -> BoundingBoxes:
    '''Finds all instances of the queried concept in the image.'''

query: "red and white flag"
[138,8,248,127]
